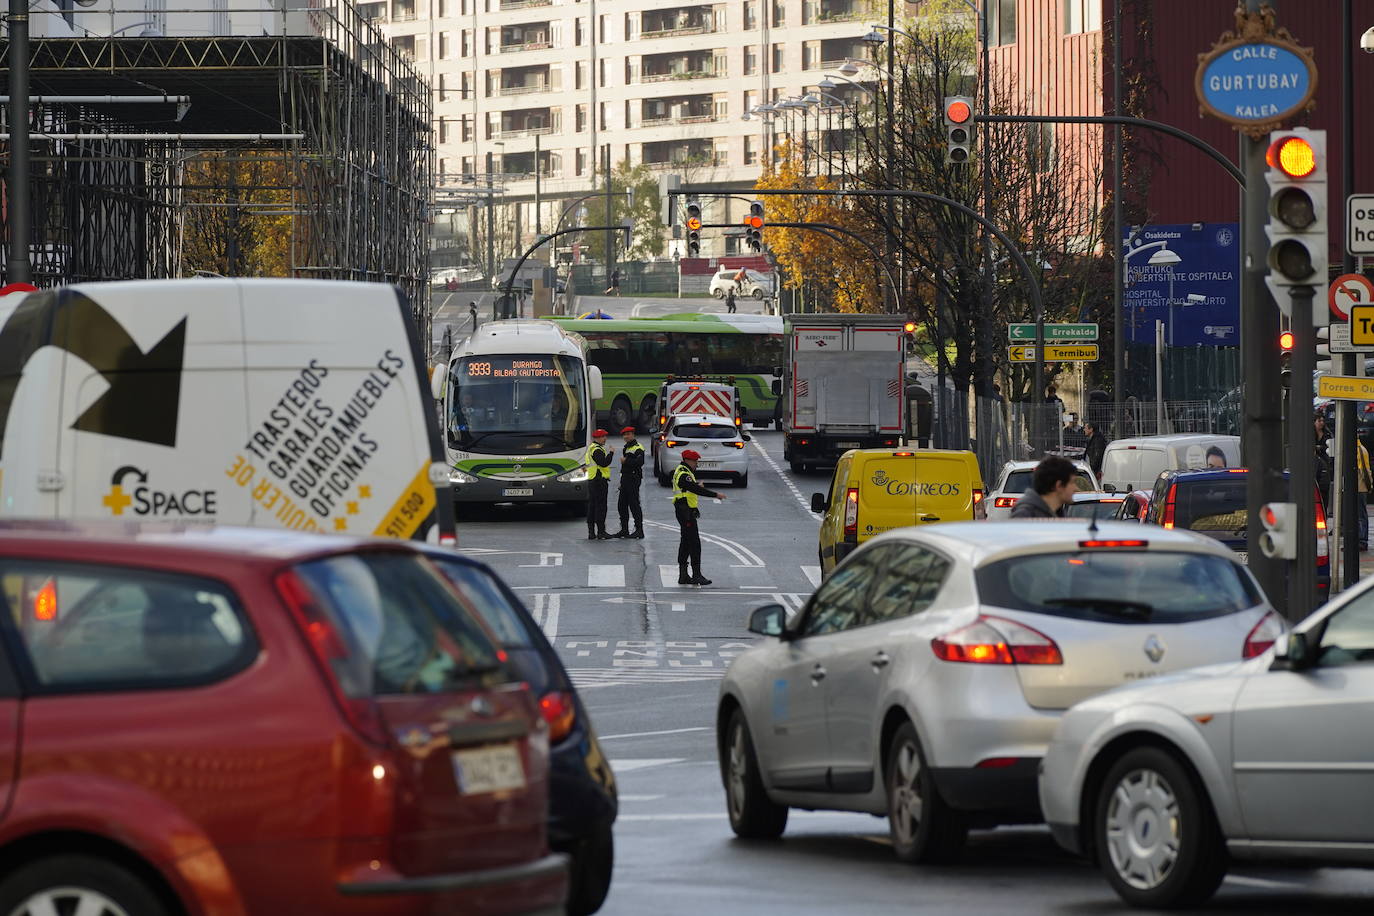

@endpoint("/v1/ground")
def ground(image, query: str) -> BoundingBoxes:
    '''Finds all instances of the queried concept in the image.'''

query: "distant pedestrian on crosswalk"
[612,425,645,539]
[586,429,614,539]
[673,449,727,585]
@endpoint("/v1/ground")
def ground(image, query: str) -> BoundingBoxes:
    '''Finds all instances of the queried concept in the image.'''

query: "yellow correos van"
[810,448,984,575]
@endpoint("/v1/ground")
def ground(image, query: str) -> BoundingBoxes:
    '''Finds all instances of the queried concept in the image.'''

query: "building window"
[743,89,757,113]
[576,60,587,89]
[599,58,607,86]
[577,149,588,176]
[771,0,785,26]
[744,135,758,165]
[576,104,588,132]
[462,115,474,142]
[990,0,1016,45]
[439,32,450,58]
[744,46,758,76]
[802,40,818,70]
[438,72,447,101]
[744,1,756,29]
[461,70,473,98]
[461,155,474,177]
[1064,0,1100,34]
[576,17,584,45]
[461,29,472,56]
[439,118,449,144]
[771,42,783,73]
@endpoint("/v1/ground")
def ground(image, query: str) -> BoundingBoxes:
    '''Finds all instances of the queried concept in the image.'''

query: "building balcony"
[499,0,552,9]
[500,39,556,52]
[642,113,719,125]
[495,125,559,139]
[641,23,714,38]
[498,82,551,96]
[642,69,720,83]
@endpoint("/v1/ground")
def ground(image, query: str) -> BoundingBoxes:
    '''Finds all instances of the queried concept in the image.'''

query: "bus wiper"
[1043,597,1154,621]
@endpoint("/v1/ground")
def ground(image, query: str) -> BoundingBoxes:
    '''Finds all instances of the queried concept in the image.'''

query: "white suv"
[654,414,750,487]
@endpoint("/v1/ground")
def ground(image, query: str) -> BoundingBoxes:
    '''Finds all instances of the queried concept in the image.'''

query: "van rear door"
[239,280,450,540]
[57,281,248,526]
[0,291,64,519]
[914,453,979,522]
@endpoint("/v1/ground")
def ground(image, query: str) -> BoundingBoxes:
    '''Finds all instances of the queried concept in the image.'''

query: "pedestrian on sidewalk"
[605,268,623,296]
[1358,437,1372,551]
[612,426,645,539]
[1083,421,1107,478]
[585,429,614,540]
[1010,456,1074,519]
[1315,412,1334,511]
[468,300,478,331]
[725,286,737,314]
[673,449,727,585]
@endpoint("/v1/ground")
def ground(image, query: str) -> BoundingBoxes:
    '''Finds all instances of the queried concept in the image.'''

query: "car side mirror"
[810,492,827,513]
[1274,631,1316,671]
[747,603,787,637]
[770,379,782,397]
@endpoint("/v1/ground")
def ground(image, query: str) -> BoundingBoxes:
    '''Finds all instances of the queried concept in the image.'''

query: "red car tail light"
[1161,485,1178,529]
[993,496,1017,509]
[973,488,986,520]
[33,579,57,622]
[843,487,860,536]
[931,615,1063,666]
[275,570,389,746]
[1242,610,1285,659]
[539,691,577,743]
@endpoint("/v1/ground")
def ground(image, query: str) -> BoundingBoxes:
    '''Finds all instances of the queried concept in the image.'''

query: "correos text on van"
[0,279,454,541]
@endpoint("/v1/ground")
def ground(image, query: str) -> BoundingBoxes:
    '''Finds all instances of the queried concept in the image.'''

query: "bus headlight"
[449,468,479,484]
[556,466,591,483]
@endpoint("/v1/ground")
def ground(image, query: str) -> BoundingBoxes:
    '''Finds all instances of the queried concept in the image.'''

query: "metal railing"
[494,124,559,139]
[499,0,553,9]
[641,69,719,83]
[640,23,715,38]
[499,39,554,52]
[497,82,551,96]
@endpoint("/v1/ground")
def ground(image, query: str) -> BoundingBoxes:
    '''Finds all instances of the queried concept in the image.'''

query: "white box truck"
[0,278,456,542]
[778,313,907,472]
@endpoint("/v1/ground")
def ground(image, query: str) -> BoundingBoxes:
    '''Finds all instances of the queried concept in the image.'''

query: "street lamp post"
[1147,246,1182,432]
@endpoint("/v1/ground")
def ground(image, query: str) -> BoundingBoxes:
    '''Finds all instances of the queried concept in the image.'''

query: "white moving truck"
[0,279,455,542]
[778,313,907,472]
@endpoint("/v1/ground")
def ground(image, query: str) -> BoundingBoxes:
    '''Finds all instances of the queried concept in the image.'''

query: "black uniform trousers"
[618,476,643,530]
[588,477,610,533]
[675,499,702,570]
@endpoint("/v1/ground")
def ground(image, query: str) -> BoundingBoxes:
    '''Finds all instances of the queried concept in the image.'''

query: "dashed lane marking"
[588,564,626,587]
[658,564,679,587]
[610,758,686,773]
[752,438,816,516]
[599,726,711,741]
[531,592,560,639]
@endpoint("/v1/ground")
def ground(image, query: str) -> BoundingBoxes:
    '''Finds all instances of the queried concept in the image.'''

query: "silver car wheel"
[1104,767,1181,891]
[889,740,924,845]
[727,721,748,821]
[8,887,133,916]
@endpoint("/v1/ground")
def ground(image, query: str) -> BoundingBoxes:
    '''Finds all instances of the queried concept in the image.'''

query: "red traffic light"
[1267,135,1317,179]
[1279,330,1295,351]
[745,215,764,229]
[945,99,972,124]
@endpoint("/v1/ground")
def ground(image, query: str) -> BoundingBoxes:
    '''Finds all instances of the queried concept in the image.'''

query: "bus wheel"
[609,397,633,431]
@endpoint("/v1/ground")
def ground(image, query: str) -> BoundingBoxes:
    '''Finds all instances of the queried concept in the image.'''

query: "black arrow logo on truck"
[0,288,186,456]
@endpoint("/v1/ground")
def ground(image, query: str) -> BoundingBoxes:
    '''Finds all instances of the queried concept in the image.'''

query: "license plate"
[836,441,861,448]
[502,487,534,497]
[452,743,526,795]
[1235,550,1248,565]
[698,461,719,468]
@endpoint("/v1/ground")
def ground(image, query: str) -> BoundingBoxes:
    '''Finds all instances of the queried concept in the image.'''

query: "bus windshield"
[447,354,587,455]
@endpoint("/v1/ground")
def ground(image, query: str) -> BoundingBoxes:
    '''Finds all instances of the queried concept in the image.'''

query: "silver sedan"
[716,521,1282,863]
[1040,572,1374,908]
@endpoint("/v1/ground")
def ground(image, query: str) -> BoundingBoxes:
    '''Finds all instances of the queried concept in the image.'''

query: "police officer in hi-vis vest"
[672,449,726,585]
[585,428,614,539]
[612,425,645,539]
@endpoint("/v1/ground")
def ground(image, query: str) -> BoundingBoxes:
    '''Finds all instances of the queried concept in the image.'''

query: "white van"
[0,279,455,542]
[1098,434,1242,493]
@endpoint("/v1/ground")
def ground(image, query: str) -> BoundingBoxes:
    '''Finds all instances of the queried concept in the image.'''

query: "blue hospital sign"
[1123,224,1240,348]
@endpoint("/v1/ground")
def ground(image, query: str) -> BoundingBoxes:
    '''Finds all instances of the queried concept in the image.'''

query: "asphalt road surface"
[455,429,1374,916]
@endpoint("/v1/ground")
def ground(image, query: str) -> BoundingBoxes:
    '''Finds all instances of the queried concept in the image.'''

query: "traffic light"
[685,196,702,256]
[745,200,765,252]
[1279,328,1294,390]
[943,96,974,165]
[1259,501,1298,560]
[1264,128,1327,317]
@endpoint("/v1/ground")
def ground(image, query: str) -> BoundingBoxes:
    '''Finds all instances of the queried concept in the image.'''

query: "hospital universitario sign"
[1194,3,1318,139]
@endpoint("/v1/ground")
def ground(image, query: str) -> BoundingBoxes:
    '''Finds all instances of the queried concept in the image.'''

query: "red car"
[0,524,566,916]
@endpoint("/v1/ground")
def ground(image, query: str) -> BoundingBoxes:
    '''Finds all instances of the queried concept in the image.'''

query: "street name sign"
[1317,375,1374,401]
[1194,11,1318,139]
[1328,323,1374,354]
[1351,305,1374,347]
[1007,323,1098,342]
[1008,344,1099,363]
[1329,273,1374,322]
[1347,195,1374,255]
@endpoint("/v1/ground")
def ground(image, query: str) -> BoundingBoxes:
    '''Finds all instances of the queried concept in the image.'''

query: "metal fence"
[569,262,680,296]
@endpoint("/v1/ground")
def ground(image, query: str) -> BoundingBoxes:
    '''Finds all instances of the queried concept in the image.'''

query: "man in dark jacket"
[585,429,614,539]
[1010,456,1076,519]
[1083,422,1108,478]
[673,449,727,585]
[612,426,645,538]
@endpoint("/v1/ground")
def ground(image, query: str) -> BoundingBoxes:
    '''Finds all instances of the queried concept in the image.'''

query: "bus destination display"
[461,357,563,379]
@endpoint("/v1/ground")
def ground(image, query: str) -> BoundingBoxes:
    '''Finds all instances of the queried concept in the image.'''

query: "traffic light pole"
[1288,284,1318,618]
[501,224,629,314]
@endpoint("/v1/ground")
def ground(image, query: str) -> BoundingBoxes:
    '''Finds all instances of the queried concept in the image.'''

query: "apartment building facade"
[376,0,880,257]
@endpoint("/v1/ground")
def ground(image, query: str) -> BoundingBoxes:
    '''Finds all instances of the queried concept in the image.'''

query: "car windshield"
[1064,499,1123,519]
[1169,478,1248,533]
[673,423,738,440]
[426,556,534,648]
[1002,469,1094,493]
[976,550,1261,623]
[447,353,587,454]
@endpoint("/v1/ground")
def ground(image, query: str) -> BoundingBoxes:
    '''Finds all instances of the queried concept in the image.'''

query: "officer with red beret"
[612,426,645,539]
[585,428,614,539]
[672,449,726,585]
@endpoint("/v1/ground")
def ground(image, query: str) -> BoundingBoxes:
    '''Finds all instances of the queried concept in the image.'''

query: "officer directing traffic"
[612,425,645,539]
[673,449,726,585]
[586,428,614,539]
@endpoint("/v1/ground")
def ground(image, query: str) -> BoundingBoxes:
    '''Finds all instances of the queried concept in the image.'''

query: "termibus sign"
[1194,5,1317,139]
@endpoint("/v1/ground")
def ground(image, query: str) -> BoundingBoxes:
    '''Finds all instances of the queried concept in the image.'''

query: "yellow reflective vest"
[586,442,611,480]
[672,463,699,508]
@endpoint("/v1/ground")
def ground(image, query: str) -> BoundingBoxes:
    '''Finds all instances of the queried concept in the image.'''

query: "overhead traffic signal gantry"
[943,96,974,165]
[745,200,765,252]
[685,196,703,256]
[1264,128,1327,316]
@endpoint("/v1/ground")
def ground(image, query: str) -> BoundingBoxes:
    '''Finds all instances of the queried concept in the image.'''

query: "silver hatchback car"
[716,521,1282,862]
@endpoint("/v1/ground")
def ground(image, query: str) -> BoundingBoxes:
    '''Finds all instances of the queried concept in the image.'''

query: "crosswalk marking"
[588,564,626,587]
[659,564,680,587]
[802,565,822,588]
[531,593,561,639]
[569,667,726,689]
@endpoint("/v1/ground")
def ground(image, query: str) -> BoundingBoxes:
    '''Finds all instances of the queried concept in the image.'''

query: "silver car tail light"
[931,614,1064,666]
[1242,609,1285,659]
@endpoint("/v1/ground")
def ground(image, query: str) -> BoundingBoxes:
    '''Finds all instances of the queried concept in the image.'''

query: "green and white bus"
[430,320,602,506]
[549,313,784,430]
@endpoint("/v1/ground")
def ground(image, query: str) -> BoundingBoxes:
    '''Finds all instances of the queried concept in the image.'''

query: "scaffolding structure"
[0,2,433,330]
